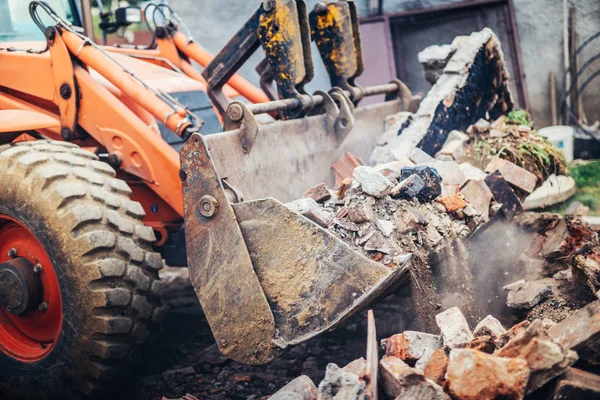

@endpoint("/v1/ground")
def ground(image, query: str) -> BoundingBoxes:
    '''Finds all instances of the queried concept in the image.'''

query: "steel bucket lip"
[234,197,412,348]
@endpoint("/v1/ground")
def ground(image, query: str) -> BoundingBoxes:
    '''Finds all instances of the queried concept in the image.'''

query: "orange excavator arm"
[170,31,271,106]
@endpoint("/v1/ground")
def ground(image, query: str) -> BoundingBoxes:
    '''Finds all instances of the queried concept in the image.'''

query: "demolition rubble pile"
[267,28,600,400]
[372,28,514,163]
[269,302,600,400]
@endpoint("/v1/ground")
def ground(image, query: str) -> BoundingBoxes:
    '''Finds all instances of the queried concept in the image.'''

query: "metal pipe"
[246,83,400,115]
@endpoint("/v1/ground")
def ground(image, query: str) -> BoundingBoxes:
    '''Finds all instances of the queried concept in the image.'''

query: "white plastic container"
[538,125,575,163]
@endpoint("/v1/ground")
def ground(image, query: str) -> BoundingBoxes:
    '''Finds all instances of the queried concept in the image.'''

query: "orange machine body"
[0,30,199,243]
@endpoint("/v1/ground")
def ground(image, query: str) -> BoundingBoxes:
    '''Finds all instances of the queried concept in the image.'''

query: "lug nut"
[7,248,17,258]
[38,302,48,312]
[33,264,43,274]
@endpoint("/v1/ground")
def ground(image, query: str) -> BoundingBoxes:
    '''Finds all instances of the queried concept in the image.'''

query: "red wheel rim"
[0,214,63,362]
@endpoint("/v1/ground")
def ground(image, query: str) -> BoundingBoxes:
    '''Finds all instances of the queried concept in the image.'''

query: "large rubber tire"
[0,141,167,399]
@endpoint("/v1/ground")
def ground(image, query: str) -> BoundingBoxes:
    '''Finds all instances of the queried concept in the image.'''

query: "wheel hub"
[0,258,43,316]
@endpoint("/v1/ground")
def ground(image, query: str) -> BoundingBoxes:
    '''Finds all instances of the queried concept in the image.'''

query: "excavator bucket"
[181,0,413,365]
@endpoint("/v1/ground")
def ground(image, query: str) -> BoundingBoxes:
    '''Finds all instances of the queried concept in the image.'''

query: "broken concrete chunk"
[334,219,360,232]
[408,147,436,164]
[438,140,466,162]
[376,219,395,237]
[346,200,374,224]
[506,280,552,309]
[460,179,493,221]
[418,44,455,85]
[550,368,600,400]
[446,349,530,400]
[473,118,491,134]
[549,301,600,366]
[401,166,443,202]
[473,315,507,344]
[459,163,487,183]
[485,157,538,193]
[565,201,590,216]
[446,130,469,144]
[270,375,318,400]
[436,194,468,213]
[497,320,578,393]
[423,349,449,385]
[287,198,332,228]
[303,182,332,203]
[462,204,478,217]
[422,161,466,186]
[379,356,449,400]
[364,232,391,254]
[381,331,442,367]
[503,279,526,291]
[353,166,394,198]
[343,358,366,377]
[485,171,524,220]
[372,28,513,159]
[435,307,473,350]
[317,363,365,400]
[391,175,426,201]
[384,111,414,132]
[542,219,568,259]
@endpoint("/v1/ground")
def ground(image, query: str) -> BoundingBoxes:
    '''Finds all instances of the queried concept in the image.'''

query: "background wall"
[169,0,600,129]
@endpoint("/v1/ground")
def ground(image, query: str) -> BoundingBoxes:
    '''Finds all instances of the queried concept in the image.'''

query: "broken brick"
[436,194,468,213]
[423,349,449,385]
[497,320,531,348]
[460,179,493,221]
[466,335,496,353]
[303,182,331,203]
[484,171,524,220]
[379,356,449,400]
[343,358,366,378]
[485,157,538,193]
[473,315,507,345]
[497,320,577,393]
[381,331,442,367]
[446,349,530,400]
[270,375,318,400]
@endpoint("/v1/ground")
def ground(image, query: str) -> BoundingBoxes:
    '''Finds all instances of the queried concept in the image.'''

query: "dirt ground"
[119,302,376,400]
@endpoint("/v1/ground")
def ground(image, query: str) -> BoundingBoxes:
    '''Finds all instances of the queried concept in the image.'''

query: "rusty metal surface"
[205,99,402,203]
[180,134,280,365]
[202,8,262,116]
[259,0,313,119]
[233,198,409,347]
[310,1,365,102]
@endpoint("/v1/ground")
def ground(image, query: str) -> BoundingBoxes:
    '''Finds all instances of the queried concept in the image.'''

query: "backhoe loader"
[0,0,412,398]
